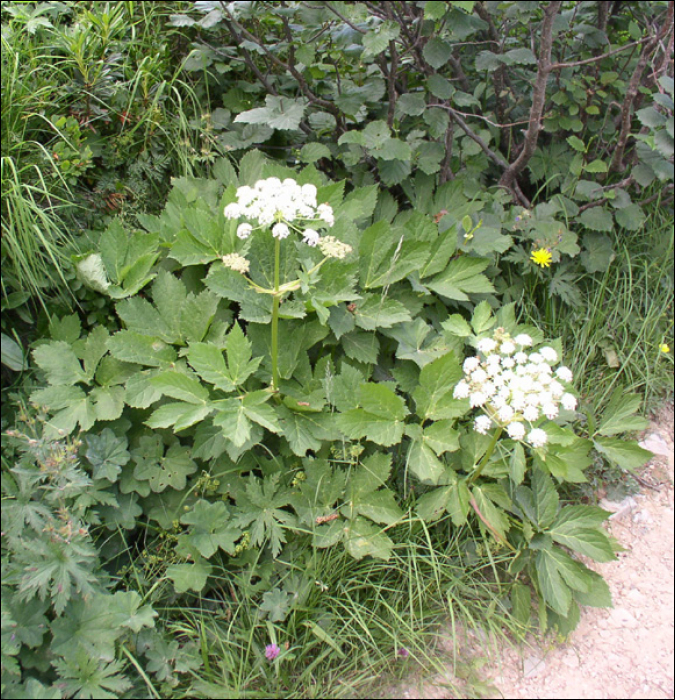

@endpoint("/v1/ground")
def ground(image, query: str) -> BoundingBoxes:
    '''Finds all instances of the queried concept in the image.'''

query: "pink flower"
[265,643,280,661]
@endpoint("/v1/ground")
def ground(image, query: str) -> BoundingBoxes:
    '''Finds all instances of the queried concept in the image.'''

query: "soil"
[385,401,674,700]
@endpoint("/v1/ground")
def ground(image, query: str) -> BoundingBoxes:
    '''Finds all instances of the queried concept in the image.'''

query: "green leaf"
[549,507,615,562]
[396,93,426,117]
[336,382,408,446]
[133,440,197,492]
[441,314,472,337]
[1,333,26,371]
[341,330,380,364]
[260,588,293,622]
[178,500,241,558]
[596,389,649,436]
[213,399,251,447]
[187,342,236,392]
[406,439,445,483]
[108,331,177,367]
[581,233,615,273]
[423,37,453,69]
[614,203,646,231]
[566,135,586,152]
[426,256,495,301]
[33,341,87,385]
[151,371,210,404]
[300,143,331,163]
[180,290,220,343]
[234,95,307,131]
[593,437,652,471]
[515,469,559,529]
[343,517,395,560]
[353,295,412,330]
[413,351,463,420]
[167,560,212,593]
[423,420,460,455]
[584,159,608,173]
[578,207,613,232]
[427,74,454,99]
[470,484,510,541]
[338,185,379,223]
[535,548,573,616]
[85,429,129,482]
[234,473,294,556]
[242,391,282,433]
[146,402,214,432]
[362,21,400,58]
[471,300,494,335]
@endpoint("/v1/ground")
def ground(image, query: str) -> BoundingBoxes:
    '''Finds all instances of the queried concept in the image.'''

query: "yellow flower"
[530,249,553,268]
[659,343,670,353]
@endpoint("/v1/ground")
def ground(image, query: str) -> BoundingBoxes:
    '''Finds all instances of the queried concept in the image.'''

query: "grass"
[520,200,674,418]
[114,515,525,699]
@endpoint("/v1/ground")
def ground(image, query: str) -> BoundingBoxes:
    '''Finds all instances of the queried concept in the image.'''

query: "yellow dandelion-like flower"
[659,343,670,353]
[530,249,553,268]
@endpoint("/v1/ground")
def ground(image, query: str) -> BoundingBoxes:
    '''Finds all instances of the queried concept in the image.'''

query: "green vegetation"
[2,2,673,698]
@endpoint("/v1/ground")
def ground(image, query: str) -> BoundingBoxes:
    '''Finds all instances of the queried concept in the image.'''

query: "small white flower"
[470,392,488,407]
[491,395,507,410]
[482,381,496,397]
[507,422,526,440]
[500,341,516,355]
[272,222,290,239]
[542,403,559,419]
[236,223,253,239]
[529,352,543,364]
[463,357,480,373]
[471,368,488,384]
[514,334,533,347]
[540,346,558,363]
[523,405,540,422]
[514,351,528,364]
[556,366,574,383]
[478,338,498,353]
[550,380,564,397]
[498,405,515,423]
[502,357,516,369]
[561,393,577,411]
[224,202,242,219]
[453,381,470,399]
[511,392,527,411]
[302,228,320,246]
[528,428,548,448]
[474,415,492,434]
[317,203,335,226]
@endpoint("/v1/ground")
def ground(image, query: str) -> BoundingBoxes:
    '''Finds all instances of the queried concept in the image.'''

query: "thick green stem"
[270,237,281,392]
[468,426,503,484]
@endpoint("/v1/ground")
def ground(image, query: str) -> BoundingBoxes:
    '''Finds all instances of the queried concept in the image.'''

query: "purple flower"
[398,647,409,658]
[265,643,280,661]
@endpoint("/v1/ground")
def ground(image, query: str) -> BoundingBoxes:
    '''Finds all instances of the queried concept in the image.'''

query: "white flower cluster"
[453,330,577,448]
[223,178,336,246]
[221,252,250,274]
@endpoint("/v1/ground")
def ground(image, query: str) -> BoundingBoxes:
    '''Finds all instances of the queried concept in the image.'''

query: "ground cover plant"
[1,2,673,698]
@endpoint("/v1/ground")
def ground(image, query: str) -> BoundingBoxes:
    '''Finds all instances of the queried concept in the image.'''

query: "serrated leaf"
[614,203,646,231]
[213,399,251,447]
[593,437,652,471]
[178,500,241,558]
[260,588,293,622]
[396,93,426,117]
[597,389,649,436]
[146,402,213,431]
[471,300,494,335]
[234,95,306,131]
[300,143,331,163]
[426,256,494,301]
[423,37,453,69]
[566,135,586,152]
[427,74,454,99]
[535,548,572,616]
[167,561,212,593]
[108,331,177,367]
[413,351,463,420]
[341,330,380,364]
[151,371,210,404]
[186,342,236,392]
[406,439,445,483]
[33,341,87,385]
[578,207,613,232]
[85,429,129,482]
[353,295,412,330]
[343,517,394,560]
[584,159,608,173]
[441,314,473,337]
[516,469,559,529]
[423,420,460,455]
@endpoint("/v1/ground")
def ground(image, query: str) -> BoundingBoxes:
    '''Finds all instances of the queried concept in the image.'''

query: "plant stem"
[468,427,503,484]
[271,237,281,392]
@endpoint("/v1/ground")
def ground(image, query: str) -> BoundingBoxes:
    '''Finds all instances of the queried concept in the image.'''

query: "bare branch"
[548,36,652,70]
[499,1,562,192]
